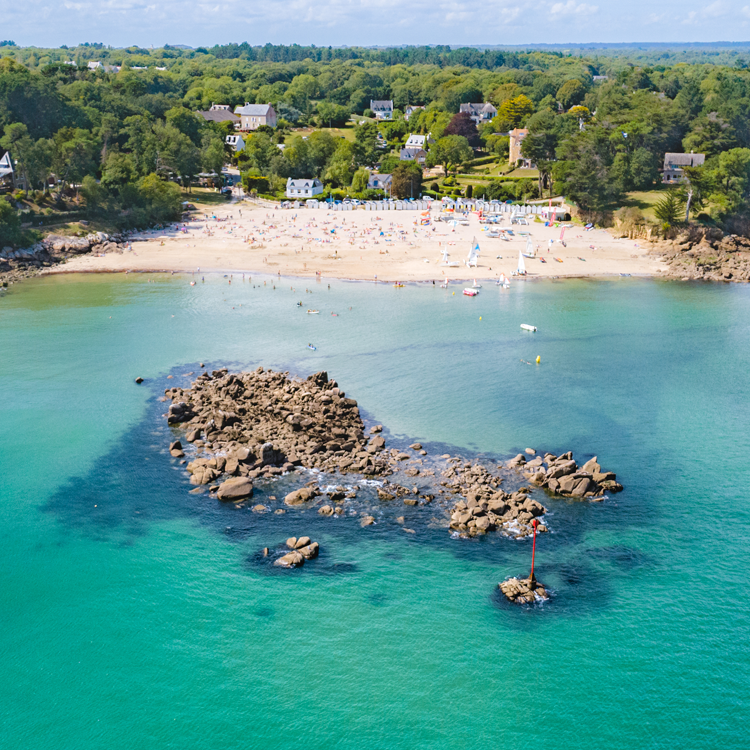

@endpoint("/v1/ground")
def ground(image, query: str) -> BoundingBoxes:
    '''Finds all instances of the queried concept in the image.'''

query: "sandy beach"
[49,201,666,281]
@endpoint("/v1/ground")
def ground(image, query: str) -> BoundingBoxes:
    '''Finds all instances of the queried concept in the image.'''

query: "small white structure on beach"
[286,178,324,199]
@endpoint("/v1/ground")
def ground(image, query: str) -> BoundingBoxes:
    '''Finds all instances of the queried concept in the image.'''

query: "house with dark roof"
[197,104,241,128]
[459,102,497,124]
[368,172,392,193]
[234,103,277,131]
[370,100,394,120]
[662,152,706,183]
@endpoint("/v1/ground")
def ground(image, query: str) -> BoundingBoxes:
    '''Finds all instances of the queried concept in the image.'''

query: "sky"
[4,0,750,48]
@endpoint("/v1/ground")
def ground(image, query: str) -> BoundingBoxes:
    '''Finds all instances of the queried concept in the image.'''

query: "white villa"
[234,103,277,131]
[370,100,394,120]
[286,178,324,199]
[459,102,497,124]
[404,133,433,150]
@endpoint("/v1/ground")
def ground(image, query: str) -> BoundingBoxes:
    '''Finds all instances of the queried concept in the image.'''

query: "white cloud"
[685,1,729,24]
[550,1,598,17]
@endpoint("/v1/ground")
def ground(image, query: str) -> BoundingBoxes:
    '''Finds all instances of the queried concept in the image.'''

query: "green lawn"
[284,124,357,143]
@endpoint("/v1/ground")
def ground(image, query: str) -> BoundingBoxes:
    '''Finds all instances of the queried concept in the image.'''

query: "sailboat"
[516,251,527,276]
[472,279,482,289]
[440,248,459,267]
[522,237,537,258]
[466,237,480,268]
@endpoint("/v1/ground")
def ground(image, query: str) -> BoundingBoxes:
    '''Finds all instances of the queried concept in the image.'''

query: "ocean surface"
[1,273,749,749]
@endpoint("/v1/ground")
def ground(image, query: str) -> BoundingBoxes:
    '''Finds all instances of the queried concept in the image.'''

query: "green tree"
[557,80,586,110]
[316,102,350,127]
[0,199,21,246]
[138,173,182,222]
[496,95,535,129]
[391,161,422,199]
[353,121,379,166]
[425,135,472,176]
[653,189,685,226]
[100,151,137,192]
[351,167,370,193]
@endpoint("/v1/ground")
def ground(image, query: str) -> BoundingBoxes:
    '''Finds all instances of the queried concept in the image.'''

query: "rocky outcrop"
[273,537,320,567]
[1,231,130,288]
[499,576,549,604]
[165,368,621,543]
[166,368,387,480]
[510,452,623,499]
[653,228,750,282]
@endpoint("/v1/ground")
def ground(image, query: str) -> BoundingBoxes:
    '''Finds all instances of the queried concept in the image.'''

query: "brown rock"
[274,551,304,568]
[360,515,375,527]
[298,542,319,560]
[216,477,253,502]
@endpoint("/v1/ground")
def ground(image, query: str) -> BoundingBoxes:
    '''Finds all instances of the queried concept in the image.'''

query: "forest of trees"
[5,42,750,245]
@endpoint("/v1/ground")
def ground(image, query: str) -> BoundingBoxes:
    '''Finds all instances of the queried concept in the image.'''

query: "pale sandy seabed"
[48,202,667,282]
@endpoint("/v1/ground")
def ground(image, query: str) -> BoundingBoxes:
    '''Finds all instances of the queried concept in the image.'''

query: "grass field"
[284,124,357,143]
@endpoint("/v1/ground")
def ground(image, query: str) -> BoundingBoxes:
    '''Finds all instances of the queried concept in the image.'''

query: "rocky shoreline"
[0,231,130,287]
[161,367,624,543]
[652,228,750,282]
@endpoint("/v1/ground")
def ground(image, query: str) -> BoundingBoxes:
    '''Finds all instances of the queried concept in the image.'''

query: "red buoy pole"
[529,519,539,585]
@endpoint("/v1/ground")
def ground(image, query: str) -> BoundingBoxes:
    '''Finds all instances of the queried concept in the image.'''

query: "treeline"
[4,43,750,241]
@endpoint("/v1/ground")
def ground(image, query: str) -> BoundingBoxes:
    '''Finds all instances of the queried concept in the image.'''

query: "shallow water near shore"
[2,273,749,749]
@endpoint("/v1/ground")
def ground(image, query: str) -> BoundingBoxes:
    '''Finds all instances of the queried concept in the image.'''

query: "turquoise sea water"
[1,273,749,749]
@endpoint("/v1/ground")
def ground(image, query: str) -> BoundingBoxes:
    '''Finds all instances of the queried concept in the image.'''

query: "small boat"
[297,302,303,307]
[463,288,478,297]
[307,309,320,314]
[520,324,537,332]
[555,257,564,263]
[472,279,482,289]
[539,257,547,264]
[331,312,338,316]
[190,281,196,286]
[394,283,405,288]
[307,344,317,350]
[578,257,586,262]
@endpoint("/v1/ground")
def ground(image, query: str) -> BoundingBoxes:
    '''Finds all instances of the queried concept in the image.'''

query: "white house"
[87,61,121,73]
[459,102,497,124]
[286,178,324,199]
[399,148,427,165]
[404,133,433,150]
[404,105,424,121]
[225,134,245,152]
[368,172,392,192]
[370,100,394,120]
[234,103,277,131]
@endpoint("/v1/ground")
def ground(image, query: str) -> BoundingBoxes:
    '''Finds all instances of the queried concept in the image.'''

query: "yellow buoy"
[452,292,455,296]
[479,316,482,320]
[536,356,541,364]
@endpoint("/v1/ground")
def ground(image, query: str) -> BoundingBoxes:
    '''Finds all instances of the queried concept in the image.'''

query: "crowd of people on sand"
[104,199,654,282]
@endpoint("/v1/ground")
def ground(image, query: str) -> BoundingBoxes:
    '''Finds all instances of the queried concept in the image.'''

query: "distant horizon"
[6,40,750,51]
[6,0,750,50]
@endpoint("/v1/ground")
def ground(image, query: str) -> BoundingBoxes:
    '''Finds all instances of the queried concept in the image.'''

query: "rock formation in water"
[163,367,623,539]
[499,576,549,604]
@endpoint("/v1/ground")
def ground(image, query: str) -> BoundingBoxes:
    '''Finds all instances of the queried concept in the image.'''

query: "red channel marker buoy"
[529,518,539,585]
